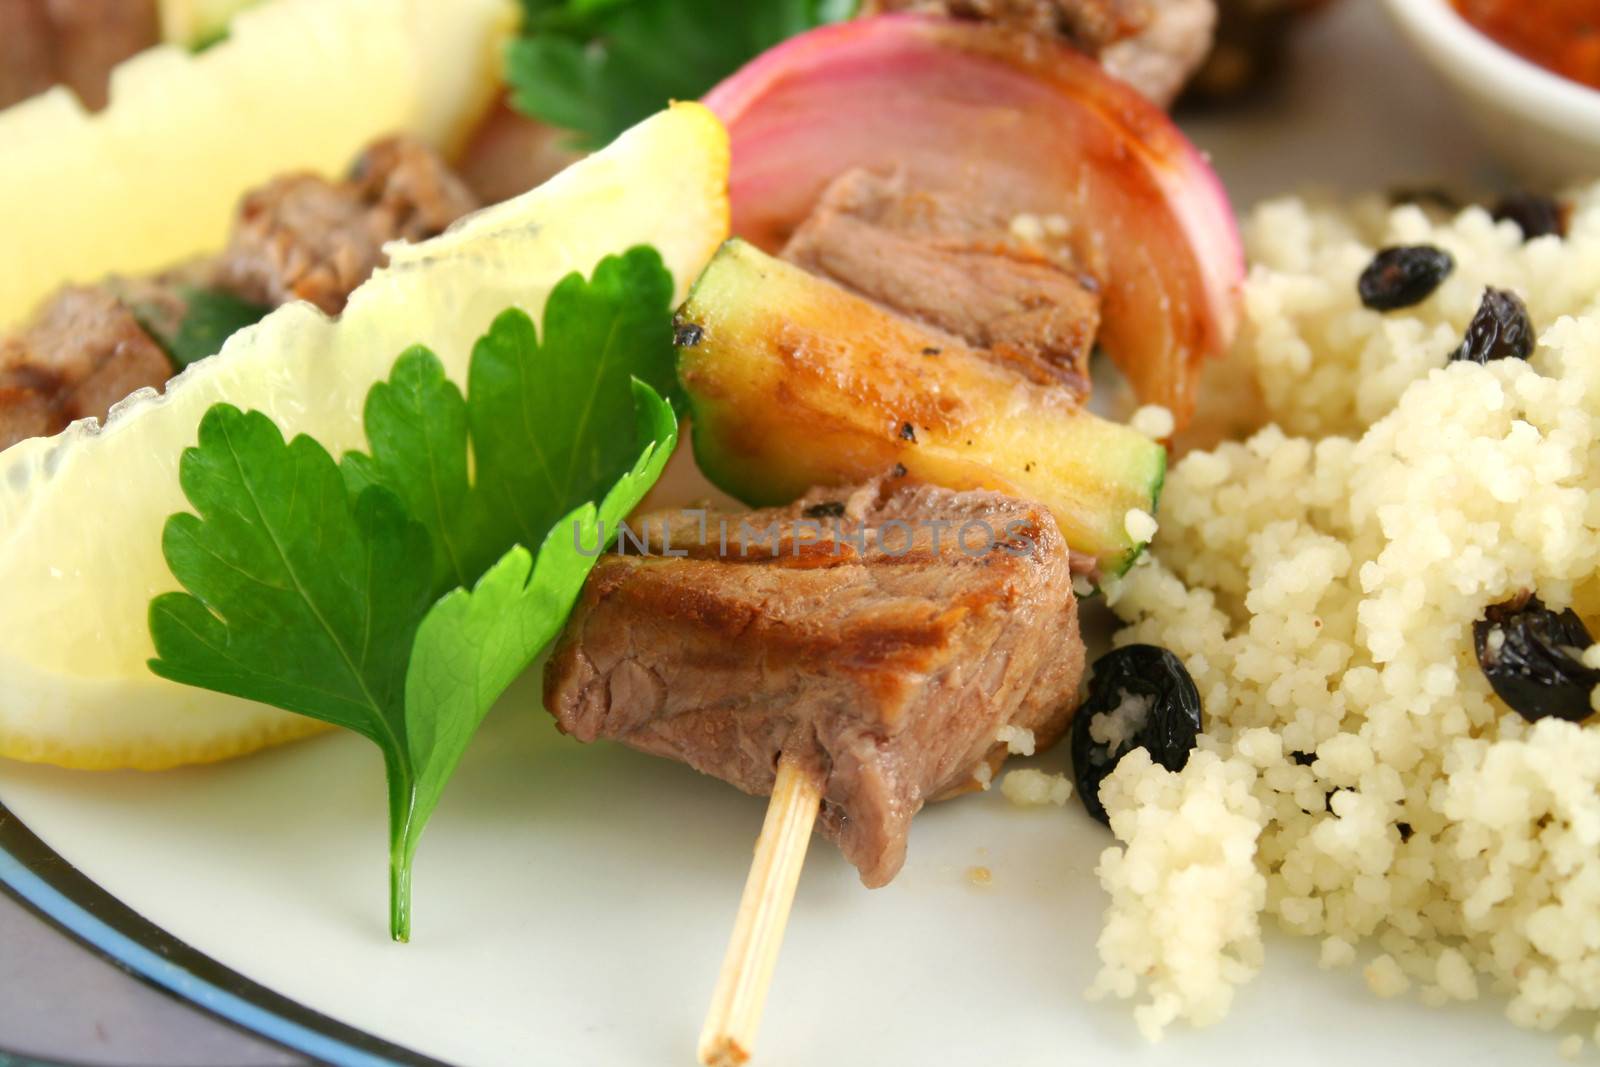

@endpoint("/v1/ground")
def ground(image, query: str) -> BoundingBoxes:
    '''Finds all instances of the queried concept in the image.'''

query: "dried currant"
[1071,644,1203,826]
[1474,594,1600,722]
[1451,287,1535,364]
[1357,245,1454,311]
[1491,193,1568,241]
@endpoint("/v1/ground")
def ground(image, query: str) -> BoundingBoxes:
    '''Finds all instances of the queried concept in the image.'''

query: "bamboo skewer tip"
[697,751,825,1067]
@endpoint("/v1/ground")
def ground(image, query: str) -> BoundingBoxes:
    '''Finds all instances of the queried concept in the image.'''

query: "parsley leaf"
[146,408,434,734]
[507,0,859,149]
[148,249,680,940]
[145,287,273,370]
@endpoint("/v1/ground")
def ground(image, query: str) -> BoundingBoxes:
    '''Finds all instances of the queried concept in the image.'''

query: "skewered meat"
[215,135,479,315]
[922,0,1150,52]
[0,137,477,450]
[1100,0,1216,106]
[781,168,1102,394]
[544,478,1086,887]
[0,286,170,450]
[863,0,1215,106]
[455,97,586,206]
[0,0,160,111]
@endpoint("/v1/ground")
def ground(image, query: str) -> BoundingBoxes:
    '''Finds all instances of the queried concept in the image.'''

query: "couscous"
[1084,184,1600,1042]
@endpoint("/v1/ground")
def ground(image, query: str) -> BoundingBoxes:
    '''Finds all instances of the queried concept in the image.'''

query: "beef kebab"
[539,11,1242,1063]
[544,479,1087,1065]
[546,478,1086,888]
[543,159,1115,1059]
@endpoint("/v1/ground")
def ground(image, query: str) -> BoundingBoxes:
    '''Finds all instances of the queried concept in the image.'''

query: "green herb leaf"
[151,287,273,369]
[507,0,859,149]
[340,347,494,594]
[148,407,434,734]
[149,249,680,940]
[466,246,681,554]
[394,381,676,927]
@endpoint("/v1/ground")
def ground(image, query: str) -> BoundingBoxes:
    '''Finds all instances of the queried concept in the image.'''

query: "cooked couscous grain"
[1088,183,1600,1041]
[1001,769,1073,807]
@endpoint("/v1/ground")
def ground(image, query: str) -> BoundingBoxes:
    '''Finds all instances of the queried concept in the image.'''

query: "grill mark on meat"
[781,169,1101,395]
[544,478,1086,886]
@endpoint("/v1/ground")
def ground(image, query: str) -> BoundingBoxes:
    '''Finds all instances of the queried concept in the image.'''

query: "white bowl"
[1384,0,1600,184]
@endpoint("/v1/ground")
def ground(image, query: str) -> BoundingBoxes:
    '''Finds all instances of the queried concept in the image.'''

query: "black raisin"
[1357,245,1454,311]
[1492,193,1568,241]
[802,501,846,519]
[1451,287,1534,364]
[673,321,705,348]
[1474,594,1600,723]
[1071,645,1203,826]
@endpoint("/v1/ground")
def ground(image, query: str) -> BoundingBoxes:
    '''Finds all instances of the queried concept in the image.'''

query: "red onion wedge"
[703,14,1243,427]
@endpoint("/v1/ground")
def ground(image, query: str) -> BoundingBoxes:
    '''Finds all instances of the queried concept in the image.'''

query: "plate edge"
[0,801,449,1067]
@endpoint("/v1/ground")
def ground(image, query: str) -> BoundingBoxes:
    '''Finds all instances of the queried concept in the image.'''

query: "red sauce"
[1452,0,1600,90]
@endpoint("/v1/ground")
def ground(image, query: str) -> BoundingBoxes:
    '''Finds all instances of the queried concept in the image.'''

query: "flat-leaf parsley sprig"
[147,247,681,941]
[507,0,859,149]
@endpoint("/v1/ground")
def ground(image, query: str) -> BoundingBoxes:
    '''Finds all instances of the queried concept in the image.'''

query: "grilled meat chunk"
[544,479,1086,887]
[0,0,159,111]
[781,169,1102,393]
[0,286,170,449]
[0,137,478,452]
[216,135,479,315]
[1100,0,1215,106]
[865,0,1214,106]
[952,0,1149,51]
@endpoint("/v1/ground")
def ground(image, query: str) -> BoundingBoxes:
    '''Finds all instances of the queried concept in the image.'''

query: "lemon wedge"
[0,102,731,770]
[0,0,515,329]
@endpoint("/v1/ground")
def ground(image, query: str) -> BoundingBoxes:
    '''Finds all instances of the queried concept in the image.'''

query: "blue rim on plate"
[0,801,445,1067]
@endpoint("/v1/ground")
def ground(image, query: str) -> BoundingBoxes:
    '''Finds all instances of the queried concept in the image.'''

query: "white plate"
[0,3,1562,1064]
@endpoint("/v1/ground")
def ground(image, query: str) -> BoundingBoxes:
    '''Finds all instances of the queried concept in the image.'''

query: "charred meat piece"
[216,136,479,315]
[956,0,1149,51]
[544,479,1086,887]
[867,0,1150,52]
[1100,0,1216,107]
[864,0,1215,106]
[781,169,1102,393]
[0,0,159,111]
[455,97,586,206]
[0,286,171,450]
[0,0,57,110]
[0,137,478,451]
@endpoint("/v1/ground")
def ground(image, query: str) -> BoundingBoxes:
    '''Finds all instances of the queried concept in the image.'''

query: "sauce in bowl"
[1452,0,1600,90]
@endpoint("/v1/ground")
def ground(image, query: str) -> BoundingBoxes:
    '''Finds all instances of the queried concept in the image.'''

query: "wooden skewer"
[698,749,824,1067]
